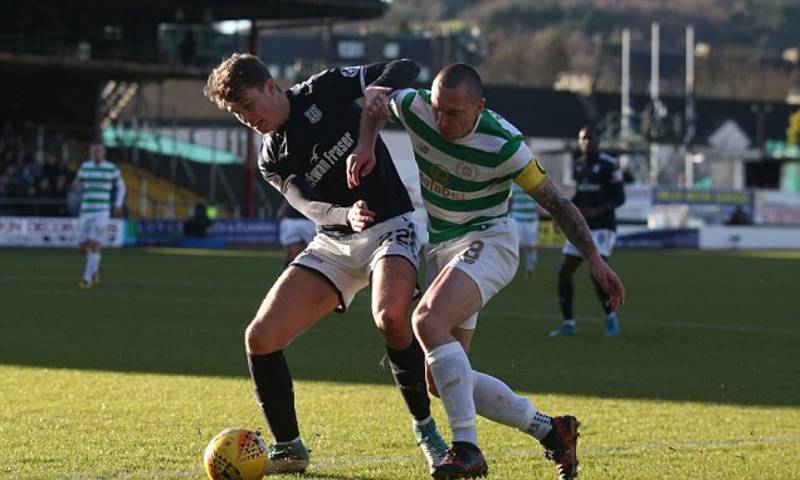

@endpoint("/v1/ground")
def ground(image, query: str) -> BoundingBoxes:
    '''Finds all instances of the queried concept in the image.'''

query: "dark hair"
[204,53,273,109]
[435,63,482,100]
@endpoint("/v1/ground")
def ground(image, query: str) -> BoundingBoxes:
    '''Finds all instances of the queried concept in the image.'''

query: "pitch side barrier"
[135,219,279,248]
[0,218,280,248]
[0,217,126,247]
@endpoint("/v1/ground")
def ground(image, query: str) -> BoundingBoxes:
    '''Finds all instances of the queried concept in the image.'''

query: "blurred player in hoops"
[204,53,447,474]
[74,143,125,288]
[509,182,541,278]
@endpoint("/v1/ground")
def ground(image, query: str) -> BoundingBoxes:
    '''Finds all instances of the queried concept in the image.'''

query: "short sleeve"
[388,88,417,126]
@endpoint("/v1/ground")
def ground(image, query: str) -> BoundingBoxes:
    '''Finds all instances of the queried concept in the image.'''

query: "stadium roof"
[2,0,389,25]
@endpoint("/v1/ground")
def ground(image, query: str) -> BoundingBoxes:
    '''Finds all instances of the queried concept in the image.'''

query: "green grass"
[1,247,798,479]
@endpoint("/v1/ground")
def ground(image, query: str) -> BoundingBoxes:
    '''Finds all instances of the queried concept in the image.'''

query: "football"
[203,428,269,480]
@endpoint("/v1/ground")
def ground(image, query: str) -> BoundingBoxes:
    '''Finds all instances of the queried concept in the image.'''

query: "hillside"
[356,0,799,100]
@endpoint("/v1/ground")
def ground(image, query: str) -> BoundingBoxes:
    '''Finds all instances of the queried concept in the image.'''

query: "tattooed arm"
[531,178,597,258]
[528,177,626,310]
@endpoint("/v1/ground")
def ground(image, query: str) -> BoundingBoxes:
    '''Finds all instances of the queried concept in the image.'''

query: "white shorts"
[291,213,419,312]
[513,219,539,248]
[279,218,316,246]
[424,218,519,330]
[562,229,617,258]
[77,214,109,245]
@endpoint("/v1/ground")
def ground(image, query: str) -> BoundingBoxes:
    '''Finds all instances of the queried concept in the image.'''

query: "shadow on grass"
[1,247,798,408]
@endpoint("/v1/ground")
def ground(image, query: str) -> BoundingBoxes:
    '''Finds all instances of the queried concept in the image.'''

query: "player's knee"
[372,306,407,340]
[412,305,440,341]
[244,318,287,355]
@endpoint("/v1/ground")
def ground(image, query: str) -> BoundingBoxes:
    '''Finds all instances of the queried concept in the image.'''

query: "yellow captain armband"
[514,158,548,191]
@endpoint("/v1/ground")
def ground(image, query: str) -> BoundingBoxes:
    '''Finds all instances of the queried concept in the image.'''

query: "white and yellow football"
[203,428,268,480]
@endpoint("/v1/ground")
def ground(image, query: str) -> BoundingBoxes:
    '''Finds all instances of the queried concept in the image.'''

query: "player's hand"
[364,85,392,121]
[347,200,375,232]
[346,149,376,189]
[112,207,124,218]
[588,255,625,311]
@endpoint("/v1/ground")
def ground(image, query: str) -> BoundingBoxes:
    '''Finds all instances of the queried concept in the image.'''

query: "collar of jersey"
[449,108,483,144]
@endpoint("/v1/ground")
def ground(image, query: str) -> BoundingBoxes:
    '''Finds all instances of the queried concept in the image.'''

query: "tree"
[788,110,800,145]
[480,27,570,87]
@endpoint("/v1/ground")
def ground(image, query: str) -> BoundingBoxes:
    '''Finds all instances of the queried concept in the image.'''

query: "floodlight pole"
[621,28,631,141]
[684,25,695,188]
[649,22,660,185]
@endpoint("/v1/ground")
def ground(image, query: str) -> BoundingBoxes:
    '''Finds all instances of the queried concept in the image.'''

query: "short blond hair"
[204,53,272,109]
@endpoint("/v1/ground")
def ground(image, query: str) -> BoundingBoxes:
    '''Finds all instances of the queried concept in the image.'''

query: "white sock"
[525,250,538,272]
[90,252,102,276]
[82,254,96,281]
[427,342,477,446]
[472,371,552,440]
[413,415,433,427]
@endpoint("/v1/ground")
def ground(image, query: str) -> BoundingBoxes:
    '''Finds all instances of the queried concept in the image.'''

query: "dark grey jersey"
[571,151,625,230]
[259,62,416,236]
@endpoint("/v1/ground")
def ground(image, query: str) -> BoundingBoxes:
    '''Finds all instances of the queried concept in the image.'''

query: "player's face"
[90,144,105,162]
[228,80,286,135]
[431,82,485,141]
[578,129,598,154]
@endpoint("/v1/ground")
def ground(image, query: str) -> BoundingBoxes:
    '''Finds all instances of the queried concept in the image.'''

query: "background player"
[349,63,625,480]
[73,143,125,288]
[550,126,626,338]
[275,200,315,266]
[204,53,447,474]
[509,182,541,277]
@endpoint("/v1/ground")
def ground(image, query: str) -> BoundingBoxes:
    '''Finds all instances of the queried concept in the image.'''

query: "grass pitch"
[1,247,798,479]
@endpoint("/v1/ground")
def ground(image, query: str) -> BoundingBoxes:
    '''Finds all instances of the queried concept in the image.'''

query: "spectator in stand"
[726,206,750,225]
[184,203,213,237]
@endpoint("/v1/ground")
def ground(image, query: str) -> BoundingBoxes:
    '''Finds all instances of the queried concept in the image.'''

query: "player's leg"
[245,265,339,473]
[522,245,537,276]
[371,255,448,471]
[78,240,93,288]
[519,220,538,277]
[84,216,106,286]
[550,253,582,337]
[89,242,102,285]
[527,219,540,276]
[77,216,94,287]
[589,230,620,337]
[428,327,580,479]
[414,266,487,478]
[278,218,300,267]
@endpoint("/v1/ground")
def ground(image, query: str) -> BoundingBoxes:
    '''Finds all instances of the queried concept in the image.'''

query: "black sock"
[558,280,575,320]
[385,337,431,422]
[247,351,300,442]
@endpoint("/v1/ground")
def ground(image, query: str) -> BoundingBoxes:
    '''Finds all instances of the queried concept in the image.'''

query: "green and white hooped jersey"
[510,183,539,223]
[77,160,125,216]
[389,88,534,243]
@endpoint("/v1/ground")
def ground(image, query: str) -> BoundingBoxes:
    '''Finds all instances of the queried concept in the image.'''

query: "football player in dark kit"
[550,126,626,337]
[204,54,447,474]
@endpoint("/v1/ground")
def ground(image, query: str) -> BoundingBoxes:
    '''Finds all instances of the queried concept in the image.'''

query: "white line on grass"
[4,281,798,336]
